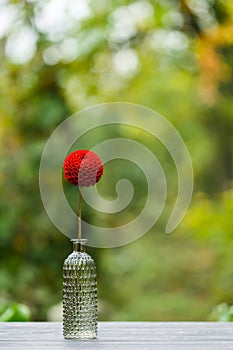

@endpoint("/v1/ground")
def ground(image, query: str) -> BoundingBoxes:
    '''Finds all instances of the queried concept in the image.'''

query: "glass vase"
[63,239,98,339]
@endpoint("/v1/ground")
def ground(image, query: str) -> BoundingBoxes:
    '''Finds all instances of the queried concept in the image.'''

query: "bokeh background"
[1,0,233,322]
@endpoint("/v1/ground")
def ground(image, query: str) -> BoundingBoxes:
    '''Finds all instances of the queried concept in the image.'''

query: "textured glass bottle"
[63,239,98,339]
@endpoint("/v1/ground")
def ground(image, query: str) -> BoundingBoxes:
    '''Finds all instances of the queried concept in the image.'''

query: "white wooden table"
[0,322,233,349]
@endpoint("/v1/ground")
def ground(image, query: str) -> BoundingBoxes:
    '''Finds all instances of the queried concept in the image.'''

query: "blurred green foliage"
[0,302,31,322]
[209,303,233,322]
[0,0,233,321]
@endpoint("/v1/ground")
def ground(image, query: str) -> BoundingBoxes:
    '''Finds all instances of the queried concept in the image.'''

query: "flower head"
[63,150,104,187]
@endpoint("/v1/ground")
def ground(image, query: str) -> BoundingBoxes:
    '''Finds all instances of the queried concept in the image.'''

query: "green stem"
[78,190,82,240]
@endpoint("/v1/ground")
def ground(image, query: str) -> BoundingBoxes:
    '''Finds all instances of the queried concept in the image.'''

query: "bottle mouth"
[71,239,87,245]
[71,239,87,252]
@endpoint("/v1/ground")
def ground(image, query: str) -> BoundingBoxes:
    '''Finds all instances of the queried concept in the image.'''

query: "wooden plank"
[0,322,233,350]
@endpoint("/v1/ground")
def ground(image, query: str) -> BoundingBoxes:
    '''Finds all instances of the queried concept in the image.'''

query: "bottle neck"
[71,239,87,252]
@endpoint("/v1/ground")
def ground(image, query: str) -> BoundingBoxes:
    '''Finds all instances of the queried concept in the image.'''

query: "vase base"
[64,332,97,340]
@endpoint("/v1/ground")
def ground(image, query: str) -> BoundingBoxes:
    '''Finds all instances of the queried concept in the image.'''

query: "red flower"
[63,150,104,187]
